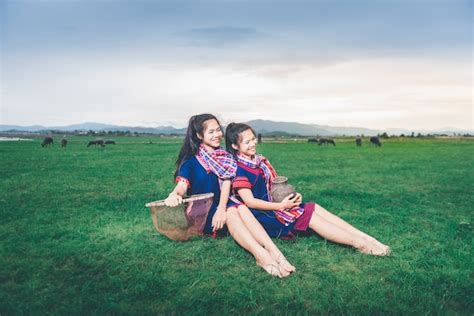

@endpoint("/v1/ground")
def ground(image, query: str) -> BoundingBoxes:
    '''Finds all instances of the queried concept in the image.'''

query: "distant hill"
[245,120,383,136]
[0,124,47,132]
[49,122,121,131]
[1,121,471,136]
[0,122,187,135]
[245,120,333,136]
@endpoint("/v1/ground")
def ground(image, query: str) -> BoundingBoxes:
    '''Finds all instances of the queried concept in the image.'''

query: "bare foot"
[257,261,288,278]
[272,253,296,273]
[378,244,391,256]
[369,239,391,256]
[256,253,289,278]
[369,238,390,252]
[361,237,391,256]
[357,241,388,256]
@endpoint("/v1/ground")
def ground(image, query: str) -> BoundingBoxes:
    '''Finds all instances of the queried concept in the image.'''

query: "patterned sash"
[196,144,237,180]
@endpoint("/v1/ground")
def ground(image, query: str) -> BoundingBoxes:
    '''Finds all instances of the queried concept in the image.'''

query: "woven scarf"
[196,144,237,180]
[236,153,303,226]
[236,153,277,195]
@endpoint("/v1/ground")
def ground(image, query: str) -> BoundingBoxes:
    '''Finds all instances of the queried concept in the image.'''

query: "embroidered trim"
[175,176,190,187]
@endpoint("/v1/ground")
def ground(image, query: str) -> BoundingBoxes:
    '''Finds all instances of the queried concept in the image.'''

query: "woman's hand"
[212,206,227,231]
[279,194,301,210]
[294,192,303,204]
[164,193,183,207]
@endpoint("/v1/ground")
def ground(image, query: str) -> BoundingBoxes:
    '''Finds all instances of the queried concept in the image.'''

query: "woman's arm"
[237,188,300,211]
[164,181,188,207]
[212,179,231,231]
[218,179,231,210]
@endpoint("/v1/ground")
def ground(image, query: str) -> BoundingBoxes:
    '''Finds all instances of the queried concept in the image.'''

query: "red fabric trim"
[233,176,252,189]
[175,176,190,187]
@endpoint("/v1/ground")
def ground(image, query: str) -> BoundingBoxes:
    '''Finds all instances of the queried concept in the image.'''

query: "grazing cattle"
[41,137,53,147]
[87,139,105,147]
[308,138,318,143]
[61,138,68,148]
[104,140,116,145]
[356,137,362,147]
[318,138,336,146]
[370,136,382,147]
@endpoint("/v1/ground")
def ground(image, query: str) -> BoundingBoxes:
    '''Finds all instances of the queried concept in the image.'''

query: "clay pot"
[270,176,296,202]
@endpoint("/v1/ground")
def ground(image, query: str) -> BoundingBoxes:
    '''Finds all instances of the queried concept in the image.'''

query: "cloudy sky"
[1,0,472,130]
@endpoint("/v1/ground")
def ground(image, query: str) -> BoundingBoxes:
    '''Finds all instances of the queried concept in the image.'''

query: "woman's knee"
[226,207,240,222]
[237,204,251,216]
[314,204,330,216]
[309,212,326,228]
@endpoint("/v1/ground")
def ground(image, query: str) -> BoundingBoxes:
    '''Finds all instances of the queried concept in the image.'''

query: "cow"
[318,138,336,146]
[87,139,105,147]
[356,137,362,147]
[370,136,382,147]
[104,140,116,145]
[308,138,318,143]
[257,134,262,144]
[61,138,68,148]
[41,137,53,147]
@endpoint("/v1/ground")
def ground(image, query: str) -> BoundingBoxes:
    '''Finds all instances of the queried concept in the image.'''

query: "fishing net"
[145,193,214,241]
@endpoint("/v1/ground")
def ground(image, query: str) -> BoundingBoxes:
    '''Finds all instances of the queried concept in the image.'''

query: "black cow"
[61,138,68,148]
[318,138,336,146]
[41,137,53,147]
[87,139,105,147]
[370,136,382,147]
[356,137,362,147]
[308,138,318,143]
[104,140,116,145]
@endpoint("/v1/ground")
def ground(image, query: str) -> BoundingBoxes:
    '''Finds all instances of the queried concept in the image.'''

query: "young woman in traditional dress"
[225,122,391,256]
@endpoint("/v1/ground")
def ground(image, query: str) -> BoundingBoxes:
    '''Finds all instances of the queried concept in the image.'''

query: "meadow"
[1,136,472,315]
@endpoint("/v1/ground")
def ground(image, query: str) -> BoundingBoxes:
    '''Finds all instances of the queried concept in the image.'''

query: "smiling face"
[232,128,257,158]
[198,119,223,150]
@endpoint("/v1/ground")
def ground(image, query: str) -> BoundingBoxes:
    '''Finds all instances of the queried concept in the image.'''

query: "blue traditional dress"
[176,157,224,235]
[230,159,315,239]
[176,145,237,235]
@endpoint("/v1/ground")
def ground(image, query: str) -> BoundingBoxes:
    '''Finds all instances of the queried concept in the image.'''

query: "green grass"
[1,137,473,314]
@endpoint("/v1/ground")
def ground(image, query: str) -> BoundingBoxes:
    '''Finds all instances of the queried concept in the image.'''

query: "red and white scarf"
[236,153,304,226]
[236,153,277,196]
[196,144,237,181]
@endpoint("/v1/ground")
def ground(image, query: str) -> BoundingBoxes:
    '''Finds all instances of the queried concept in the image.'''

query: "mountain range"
[0,120,472,136]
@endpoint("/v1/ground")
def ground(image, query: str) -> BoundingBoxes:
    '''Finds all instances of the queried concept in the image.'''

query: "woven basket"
[145,193,214,241]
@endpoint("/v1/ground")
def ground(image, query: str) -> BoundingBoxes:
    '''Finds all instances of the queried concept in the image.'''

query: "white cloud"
[2,54,472,130]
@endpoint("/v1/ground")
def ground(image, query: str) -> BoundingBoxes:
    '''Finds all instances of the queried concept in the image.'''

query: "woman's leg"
[225,207,289,277]
[313,204,390,254]
[236,205,295,273]
[308,212,387,255]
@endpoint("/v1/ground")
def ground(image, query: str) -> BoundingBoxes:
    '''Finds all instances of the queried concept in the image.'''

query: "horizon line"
[0,120,472,132]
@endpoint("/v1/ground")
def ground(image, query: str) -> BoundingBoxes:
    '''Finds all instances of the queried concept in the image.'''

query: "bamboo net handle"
[145,193,214,207]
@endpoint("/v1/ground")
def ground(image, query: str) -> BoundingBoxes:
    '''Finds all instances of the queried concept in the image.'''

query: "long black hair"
[225,122,256,157]
[174,114,222,178]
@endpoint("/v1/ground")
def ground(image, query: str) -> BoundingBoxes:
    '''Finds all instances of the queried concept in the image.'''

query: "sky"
[0,0,472,130]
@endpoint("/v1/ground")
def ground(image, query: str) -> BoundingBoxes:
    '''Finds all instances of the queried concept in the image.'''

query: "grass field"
[1,136,473,314]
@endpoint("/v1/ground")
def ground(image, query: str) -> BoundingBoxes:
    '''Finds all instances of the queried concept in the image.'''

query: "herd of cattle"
[41,137,116,148]
[41,136,383,148]
[307,136,382,147]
